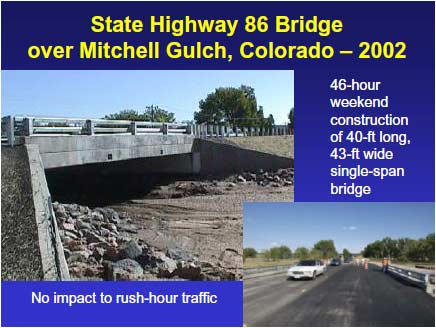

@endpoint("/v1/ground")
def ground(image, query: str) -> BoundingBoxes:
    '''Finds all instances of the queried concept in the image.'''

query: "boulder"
[91,211,104,222]
[62,222,76,232]
[155,252,178,278]
[174,262,202,280]
[76,219,92,231]
[105,259,144,281]
[68,250,91,264]
[103,246,120,262]
[93,247,105,262]
[55,204,67,218]
[119,240,142,260]
[84,231,106,244]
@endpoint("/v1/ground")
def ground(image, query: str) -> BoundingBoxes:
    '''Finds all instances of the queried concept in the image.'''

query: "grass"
[225,135,294,159]
[244,257,297,268]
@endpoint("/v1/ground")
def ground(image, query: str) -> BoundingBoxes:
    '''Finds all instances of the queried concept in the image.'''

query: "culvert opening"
[44,154,196,207]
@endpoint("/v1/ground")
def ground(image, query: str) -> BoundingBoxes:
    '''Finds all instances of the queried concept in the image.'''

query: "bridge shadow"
[45,159,184,207]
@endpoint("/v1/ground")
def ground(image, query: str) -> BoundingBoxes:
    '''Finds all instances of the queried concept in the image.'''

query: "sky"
[244,202,435,253]
[1,70,294,124]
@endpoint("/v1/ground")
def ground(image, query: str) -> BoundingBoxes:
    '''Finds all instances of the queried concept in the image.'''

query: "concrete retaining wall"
[194,139,293,176]
[26,144,70,280]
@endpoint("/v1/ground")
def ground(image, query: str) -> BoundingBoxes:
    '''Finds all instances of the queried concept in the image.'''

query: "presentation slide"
[1,1,434,327]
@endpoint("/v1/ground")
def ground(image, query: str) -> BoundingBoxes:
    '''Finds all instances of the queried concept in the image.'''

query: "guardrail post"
[424,274,434,295]
[85,120,95,135]
[23,117,33,136]
[162,123,168,135]
[235,126,239,137]
[130,121,137,135]
[4,116,15,146]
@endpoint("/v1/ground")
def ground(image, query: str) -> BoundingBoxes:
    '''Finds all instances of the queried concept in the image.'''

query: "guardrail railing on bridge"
[387,264,435,295]
[1,115,291,146]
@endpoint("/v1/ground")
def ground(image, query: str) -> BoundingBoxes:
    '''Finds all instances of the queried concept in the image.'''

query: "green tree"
[194,85,271,128]
[294,247,310,260]
[288,108,294,134]
[313,240,337,258]
[104,106,175,122]
[343,248,352,261]
[309,248,322,259]
[243,248,258,261]
[104,109,144,121]
[363,234,435,263]
[269,247,281,260]
[278,245,293,259]
[262,249,272,261]
[423,233,435,262]
[265,245,292,260]
[145,105,176,123]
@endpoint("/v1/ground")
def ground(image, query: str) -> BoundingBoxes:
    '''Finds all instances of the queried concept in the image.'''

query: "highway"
[244,264,435,326]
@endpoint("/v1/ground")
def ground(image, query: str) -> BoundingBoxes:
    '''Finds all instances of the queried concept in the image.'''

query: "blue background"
[1,281,243,327]
[2,1,435,201]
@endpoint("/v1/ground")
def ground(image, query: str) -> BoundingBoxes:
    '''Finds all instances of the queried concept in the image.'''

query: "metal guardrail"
[1,115,291,146]
[244,264,294,277]
[387,265,435,287]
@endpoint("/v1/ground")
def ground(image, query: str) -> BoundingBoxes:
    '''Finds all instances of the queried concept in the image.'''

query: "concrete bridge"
[1,116,291,170]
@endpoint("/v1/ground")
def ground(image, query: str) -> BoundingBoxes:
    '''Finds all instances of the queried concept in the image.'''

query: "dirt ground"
[224,136,294,159]
[109,177,294,279]
[1,146,44,280]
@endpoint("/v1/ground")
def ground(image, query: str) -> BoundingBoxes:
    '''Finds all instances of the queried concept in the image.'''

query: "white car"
[287,260,325,280]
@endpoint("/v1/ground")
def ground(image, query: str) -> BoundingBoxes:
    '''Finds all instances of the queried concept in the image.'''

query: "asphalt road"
[244,264,435,326]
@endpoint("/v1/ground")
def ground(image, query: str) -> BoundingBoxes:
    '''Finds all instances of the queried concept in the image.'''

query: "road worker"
[382,257,389,273]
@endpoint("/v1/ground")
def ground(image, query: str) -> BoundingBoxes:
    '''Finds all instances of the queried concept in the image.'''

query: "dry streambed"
[55,168,294,281]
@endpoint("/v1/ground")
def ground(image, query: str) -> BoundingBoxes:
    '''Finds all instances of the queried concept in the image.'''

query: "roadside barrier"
[387,265,435,296]
[244,263,296,279]
[1,115,291,146]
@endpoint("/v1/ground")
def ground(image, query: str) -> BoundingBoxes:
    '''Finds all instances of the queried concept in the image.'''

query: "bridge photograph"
[243,202,435,326]
[1,70,294,282]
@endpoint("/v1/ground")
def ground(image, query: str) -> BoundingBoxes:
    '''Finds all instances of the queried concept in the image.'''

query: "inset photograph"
[244,202,435,326]
[1,70,294,281]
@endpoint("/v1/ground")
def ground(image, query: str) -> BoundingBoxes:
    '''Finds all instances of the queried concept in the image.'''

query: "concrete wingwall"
[26,144,70,280]
[194,139,293,176]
